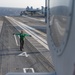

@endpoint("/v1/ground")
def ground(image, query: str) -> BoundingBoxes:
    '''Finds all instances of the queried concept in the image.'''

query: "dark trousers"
[20,39,24,50]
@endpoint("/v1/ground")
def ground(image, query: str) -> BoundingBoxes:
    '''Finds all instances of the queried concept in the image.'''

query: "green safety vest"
[16,33,30,40]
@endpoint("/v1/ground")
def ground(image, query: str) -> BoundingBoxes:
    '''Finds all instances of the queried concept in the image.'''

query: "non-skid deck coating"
[0,17,54,75]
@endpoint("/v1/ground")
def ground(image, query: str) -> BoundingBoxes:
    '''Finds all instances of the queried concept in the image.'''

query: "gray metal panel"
[6,73,56,75]
[47,0,75,75]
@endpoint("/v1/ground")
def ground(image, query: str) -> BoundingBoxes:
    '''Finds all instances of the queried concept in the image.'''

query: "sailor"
[13,30,31,51]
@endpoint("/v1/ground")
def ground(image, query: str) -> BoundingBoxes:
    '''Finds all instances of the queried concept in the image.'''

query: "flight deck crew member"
[13,30,31,51]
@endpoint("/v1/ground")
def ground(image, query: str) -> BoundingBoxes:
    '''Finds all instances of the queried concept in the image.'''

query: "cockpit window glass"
[50,0,71,47]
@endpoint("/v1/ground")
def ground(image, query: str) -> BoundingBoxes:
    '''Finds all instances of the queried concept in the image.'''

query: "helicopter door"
[47,0,75,75]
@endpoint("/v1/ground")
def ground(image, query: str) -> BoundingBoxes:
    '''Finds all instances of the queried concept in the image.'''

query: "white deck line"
[14,35,19,46]
[5,16,49,50]
[6,16,47,43]
[15,23,49,50]
[23,68,26,73]
[23,68,35,73]
[23,15,45,22]
[18,52,29,57]
[0,21,3,33]
[17,21,47,44]
[17,21,46,36]
[13,16,46,36]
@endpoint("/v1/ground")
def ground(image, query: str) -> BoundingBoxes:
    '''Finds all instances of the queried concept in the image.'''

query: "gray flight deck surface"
[12,16,46,33]
[0,17,54,75]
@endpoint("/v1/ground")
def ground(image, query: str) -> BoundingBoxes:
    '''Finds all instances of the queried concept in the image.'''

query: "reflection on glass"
[50,0,71,47]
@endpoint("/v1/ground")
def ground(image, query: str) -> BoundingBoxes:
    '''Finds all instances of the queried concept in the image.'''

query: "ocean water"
[0,7,25,16]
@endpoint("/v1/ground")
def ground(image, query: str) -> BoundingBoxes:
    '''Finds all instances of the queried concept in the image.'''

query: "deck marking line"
[18,52,29,57]
[5,16,49,50]
[14,35,19,46]
[23,68,35,73]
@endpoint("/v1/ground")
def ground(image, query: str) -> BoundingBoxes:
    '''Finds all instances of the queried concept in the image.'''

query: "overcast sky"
[0,0,45,8]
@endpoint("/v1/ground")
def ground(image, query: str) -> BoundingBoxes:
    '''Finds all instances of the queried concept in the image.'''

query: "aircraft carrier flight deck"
[0,16,54,75]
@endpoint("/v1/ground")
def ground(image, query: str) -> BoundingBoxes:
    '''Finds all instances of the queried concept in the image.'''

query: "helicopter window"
[49,0,72,47]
